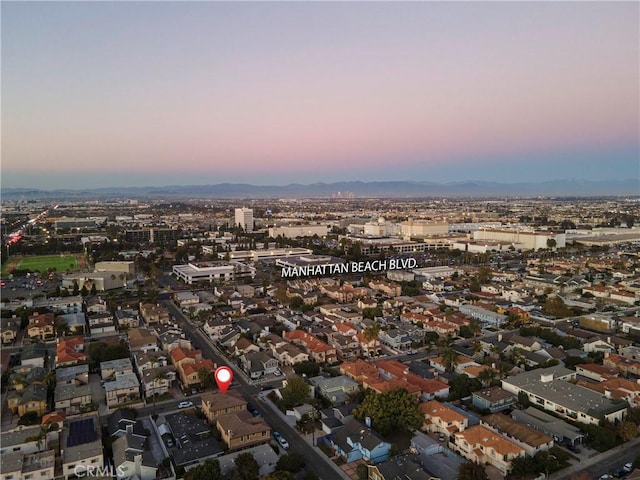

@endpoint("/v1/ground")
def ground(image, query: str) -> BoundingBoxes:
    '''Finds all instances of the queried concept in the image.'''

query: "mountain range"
[2,179,638,200]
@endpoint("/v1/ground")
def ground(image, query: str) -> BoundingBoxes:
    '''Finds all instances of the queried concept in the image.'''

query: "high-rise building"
[234,207,254,232]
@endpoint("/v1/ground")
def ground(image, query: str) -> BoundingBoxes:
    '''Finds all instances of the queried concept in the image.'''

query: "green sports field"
[15,255,80,273]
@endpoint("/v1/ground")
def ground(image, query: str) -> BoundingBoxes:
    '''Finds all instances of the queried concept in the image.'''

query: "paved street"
[162,300,349,480]
[551,436,640,480]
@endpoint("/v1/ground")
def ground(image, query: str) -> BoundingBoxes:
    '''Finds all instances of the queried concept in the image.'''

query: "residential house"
[159,331,192,353]
[115,308,140,329]
[55,383,93,415]
[1,317,20,345]
[88,312,117,335]
[173,291,200,308]
[127,328,159,353]
[61,414,103,479]
[353,332,382,357]
[328,333,361,361]
[139,303,170,325]
[309,375,360,406]
[7,384,48,417]
[101,358,134,380]
[451,425,525,476]
[511,407,584,448]
[272,343,309,366]
[576,363,619,382]
[133,351,169,375]
[179,359,216,391]
[0,450,55,480]
[86,296,109,314]
[241,351,279,379]
[472,387,516,413]
[501,366,628,425]
[421,400,468,437]
[20,344,48,368]
[328,418,392,464]
[283,330,337,363]
[216,411,271,451]
[379,328,412,351]
[27,313,55,341]
[233,337,261,357]
[104,373,141,409]
[56,336,86,367]
[56,364,89,386]
[204,317,231,340]
[201,391,247,423]
[0,425,47,455]
[57,313,87,335]
[366,453,435,480]
[481,414,554,457]
[604,353,640,378]
[112,433,157,480]
[140,366,176,398]
[170,347,202,367]
[577,377,640,407]
[107,409,146,439]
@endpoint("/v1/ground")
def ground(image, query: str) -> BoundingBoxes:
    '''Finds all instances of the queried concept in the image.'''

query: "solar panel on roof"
[67,418,98,447]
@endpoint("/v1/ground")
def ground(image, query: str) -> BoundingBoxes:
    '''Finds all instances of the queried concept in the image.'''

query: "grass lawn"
[15,254,80,273]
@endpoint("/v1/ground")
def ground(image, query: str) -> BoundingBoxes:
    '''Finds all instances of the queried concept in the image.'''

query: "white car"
[178,401,193,409]
[273,370,283,376]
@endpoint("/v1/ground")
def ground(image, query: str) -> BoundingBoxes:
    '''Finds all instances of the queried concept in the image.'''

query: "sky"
[2,1,639,190]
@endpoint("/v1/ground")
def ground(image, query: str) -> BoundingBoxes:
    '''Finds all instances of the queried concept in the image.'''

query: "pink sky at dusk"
[1,1,638,189]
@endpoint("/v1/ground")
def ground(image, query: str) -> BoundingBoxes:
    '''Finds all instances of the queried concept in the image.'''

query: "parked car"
[273,431,289,448]
[273,370,282,376]
[178,401,193,409]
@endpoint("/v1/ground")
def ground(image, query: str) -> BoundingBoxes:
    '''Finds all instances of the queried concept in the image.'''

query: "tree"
[362,308,383,320]
[517,391,530,409]
[458,462,488,480]
[356,463,369,480]
[477,266,492,284]
[617,420,639,442]
[477,367,496,387]
[354,388,423,436]
[233,452,259,480]
[289,296,304,310]
[280,376,311,409]
[293,361,321,378]
[90,283,97,296]
[547,238,557,249]
[625,406,640,426]
[447,374,482,401]
[198,367,215,389]
[183,458,222,480]
[363,323,381,342]
[262,473,295,480]
[275,453,305,473]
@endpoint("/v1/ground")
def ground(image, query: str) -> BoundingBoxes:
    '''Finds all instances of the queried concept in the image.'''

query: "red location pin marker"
[215,366,233,394]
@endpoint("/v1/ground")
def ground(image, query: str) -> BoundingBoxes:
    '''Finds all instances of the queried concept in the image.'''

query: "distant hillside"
[2,179,638,200]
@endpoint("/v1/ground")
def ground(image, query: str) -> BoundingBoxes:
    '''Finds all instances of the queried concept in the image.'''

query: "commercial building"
[172,261,255,284]
[234,207,254,233]
[400,219,449,238]
[473,227,566,251]
[269,224,329,238]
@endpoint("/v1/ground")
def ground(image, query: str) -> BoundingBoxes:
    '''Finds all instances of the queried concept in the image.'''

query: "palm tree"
[438,335,459,373]
[478,367,496,387]
[151,371,168,413]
